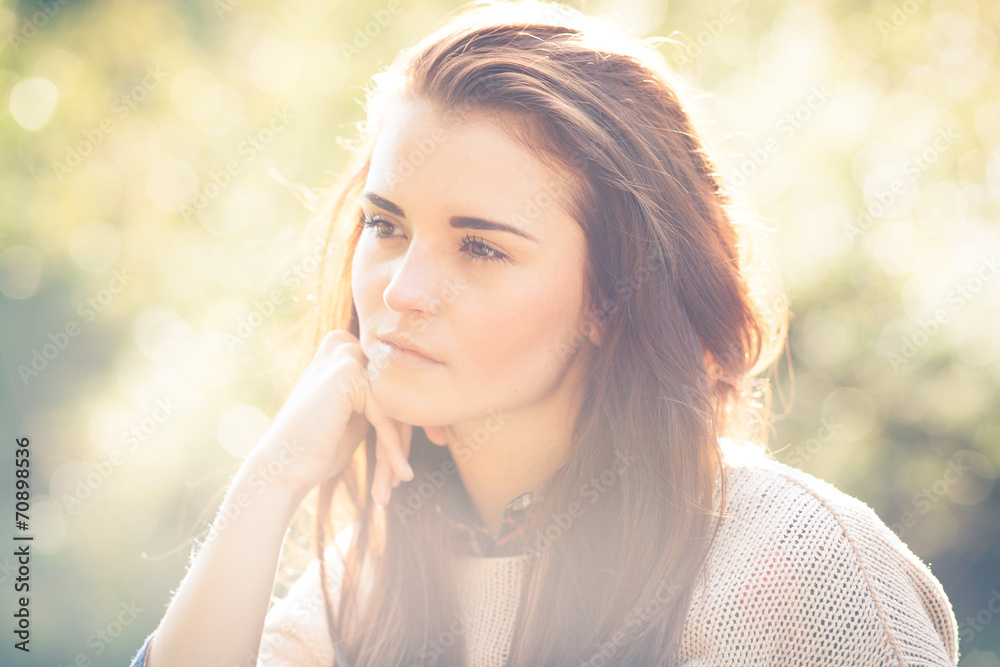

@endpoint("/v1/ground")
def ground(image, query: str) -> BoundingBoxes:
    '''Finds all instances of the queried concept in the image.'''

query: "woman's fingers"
[388,426,412,489]
[402,422,413,460]
[374,423,415,503]
[365,399,414,482]
[345,344,416,507]
[362,383,414,506]
[373,442,394,505]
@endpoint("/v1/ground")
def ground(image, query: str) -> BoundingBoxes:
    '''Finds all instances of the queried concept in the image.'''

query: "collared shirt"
[434,470,541,558]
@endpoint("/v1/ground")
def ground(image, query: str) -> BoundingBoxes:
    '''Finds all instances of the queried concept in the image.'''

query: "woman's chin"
[368,375,449,427]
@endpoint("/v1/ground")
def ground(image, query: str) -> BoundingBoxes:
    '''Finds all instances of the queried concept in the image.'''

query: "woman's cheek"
[350,248,370,306]
[352,253,386,311]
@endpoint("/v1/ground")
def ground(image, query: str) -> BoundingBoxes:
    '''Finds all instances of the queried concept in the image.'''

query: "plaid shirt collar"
[434,471,541,558]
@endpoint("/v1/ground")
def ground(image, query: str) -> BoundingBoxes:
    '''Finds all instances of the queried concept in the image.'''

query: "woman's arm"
[145,453,307,667]
[137,330,414,665]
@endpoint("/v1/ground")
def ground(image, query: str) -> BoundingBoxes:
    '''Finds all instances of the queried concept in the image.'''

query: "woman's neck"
[441,362,589,538]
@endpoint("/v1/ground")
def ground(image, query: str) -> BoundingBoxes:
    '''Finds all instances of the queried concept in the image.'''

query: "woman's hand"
[247,329,414,505]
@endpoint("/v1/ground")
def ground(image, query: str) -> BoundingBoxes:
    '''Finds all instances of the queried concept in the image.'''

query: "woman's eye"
[460,234,509,265]
[358,213,510,265]
[358,214,395,237]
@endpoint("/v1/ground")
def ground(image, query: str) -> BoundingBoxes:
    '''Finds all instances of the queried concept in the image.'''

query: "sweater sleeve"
[127,631,154,667]
[678,458,959,666]
[257,553,346,667]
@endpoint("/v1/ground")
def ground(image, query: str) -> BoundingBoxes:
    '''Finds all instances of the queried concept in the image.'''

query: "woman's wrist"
[229,451,311,519]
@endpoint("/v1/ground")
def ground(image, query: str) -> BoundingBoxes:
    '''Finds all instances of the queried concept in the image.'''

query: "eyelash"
[357,213,511,265]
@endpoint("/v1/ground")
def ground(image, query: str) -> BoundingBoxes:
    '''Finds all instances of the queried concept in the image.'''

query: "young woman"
[129,1,959,665]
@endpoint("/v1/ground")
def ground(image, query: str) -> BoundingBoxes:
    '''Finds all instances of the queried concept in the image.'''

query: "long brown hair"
[292,1,788,664]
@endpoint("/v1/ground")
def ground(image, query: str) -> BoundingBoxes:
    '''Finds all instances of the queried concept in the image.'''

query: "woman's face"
[352,97,596,428]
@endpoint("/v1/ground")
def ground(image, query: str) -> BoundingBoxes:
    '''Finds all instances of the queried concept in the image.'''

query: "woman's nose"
[381,239,447,315]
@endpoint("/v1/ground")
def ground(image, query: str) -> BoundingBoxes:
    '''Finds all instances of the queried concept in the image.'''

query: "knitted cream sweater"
[255,439,959,666]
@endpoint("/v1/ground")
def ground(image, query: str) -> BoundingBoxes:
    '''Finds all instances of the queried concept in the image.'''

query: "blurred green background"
[0,0,997,664]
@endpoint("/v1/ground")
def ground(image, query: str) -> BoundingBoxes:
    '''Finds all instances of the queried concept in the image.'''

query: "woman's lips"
[377,339,443,368]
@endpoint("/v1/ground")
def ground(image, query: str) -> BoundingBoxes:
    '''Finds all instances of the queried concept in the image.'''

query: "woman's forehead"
[365,98,584,240]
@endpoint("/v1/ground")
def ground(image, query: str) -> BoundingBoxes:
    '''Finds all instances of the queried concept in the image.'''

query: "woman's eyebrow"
[362,191,539,243]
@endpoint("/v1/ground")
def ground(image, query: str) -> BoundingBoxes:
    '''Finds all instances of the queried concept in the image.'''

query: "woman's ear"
[588,323,602,346]
[587,317,603,346]
[584,297,605,347]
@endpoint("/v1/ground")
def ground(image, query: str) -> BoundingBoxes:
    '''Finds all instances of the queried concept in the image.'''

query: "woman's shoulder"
[711,437,937,572]
[714,436,897,526]
[676,437,959,666]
